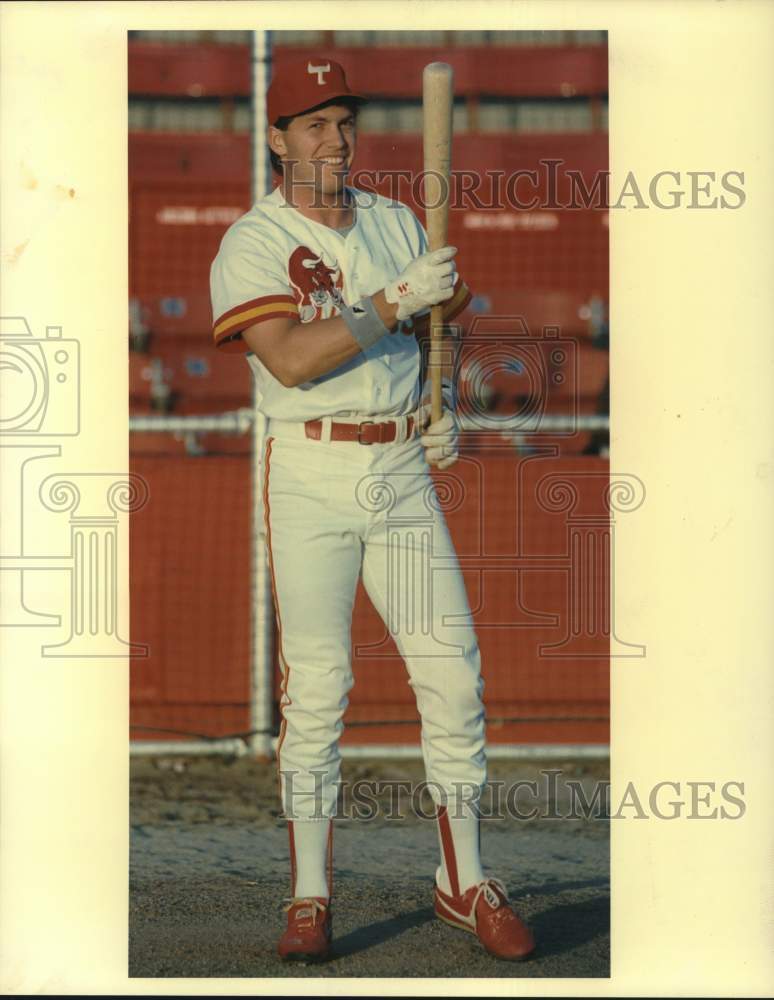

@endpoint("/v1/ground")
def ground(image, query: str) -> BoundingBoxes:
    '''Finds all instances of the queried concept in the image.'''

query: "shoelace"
[281,897,327,928]
[475,877,509,911]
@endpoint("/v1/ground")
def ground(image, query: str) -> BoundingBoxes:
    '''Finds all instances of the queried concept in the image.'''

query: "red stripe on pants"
[263,437,294,893]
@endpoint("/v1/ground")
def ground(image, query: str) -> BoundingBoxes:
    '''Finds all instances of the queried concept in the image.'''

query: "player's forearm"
[256,291,400,388]
[279,317,368,386]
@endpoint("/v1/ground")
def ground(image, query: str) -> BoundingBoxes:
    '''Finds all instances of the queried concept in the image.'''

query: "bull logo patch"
[288,245,345,323]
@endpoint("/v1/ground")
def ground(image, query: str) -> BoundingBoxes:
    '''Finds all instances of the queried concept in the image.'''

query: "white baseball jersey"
[210,185,471,421]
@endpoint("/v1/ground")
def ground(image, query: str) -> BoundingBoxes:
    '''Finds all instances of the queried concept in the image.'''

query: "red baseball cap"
[267,57,366,126]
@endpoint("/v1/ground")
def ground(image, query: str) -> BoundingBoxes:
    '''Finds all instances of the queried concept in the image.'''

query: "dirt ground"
[130,754,610,979]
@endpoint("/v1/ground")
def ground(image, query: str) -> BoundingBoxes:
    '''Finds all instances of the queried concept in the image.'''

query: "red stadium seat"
[465,289,596,336]
[128,41,608,101]
[152,335,252,403]
[129,335,252,413]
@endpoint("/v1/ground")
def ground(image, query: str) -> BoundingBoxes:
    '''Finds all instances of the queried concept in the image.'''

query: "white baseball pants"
[262,418,488,896]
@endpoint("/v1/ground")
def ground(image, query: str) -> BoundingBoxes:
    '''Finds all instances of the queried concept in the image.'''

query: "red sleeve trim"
[413,279,473,336]
[213,294,299,352]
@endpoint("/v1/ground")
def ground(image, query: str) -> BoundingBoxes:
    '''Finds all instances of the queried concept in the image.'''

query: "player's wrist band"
[341,296,390,352]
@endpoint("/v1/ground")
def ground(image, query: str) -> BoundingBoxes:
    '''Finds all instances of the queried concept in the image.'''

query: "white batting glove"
[420,408,459,471]
[385,246,457,322]
[418,378,459,470]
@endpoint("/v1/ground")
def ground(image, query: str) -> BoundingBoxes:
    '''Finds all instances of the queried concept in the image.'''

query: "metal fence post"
[248,31,275,758]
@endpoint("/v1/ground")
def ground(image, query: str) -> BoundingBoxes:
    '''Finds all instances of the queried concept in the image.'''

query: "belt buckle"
[357,420,375,445]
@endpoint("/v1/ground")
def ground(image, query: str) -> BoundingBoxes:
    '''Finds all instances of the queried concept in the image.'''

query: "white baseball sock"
[435,801,485,896]
[288,818,332,899]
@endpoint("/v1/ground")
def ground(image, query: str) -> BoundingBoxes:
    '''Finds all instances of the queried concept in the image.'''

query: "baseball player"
[210,57,535,964]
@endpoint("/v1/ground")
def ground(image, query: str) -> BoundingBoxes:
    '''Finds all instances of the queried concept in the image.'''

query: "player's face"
[274,104,356,195]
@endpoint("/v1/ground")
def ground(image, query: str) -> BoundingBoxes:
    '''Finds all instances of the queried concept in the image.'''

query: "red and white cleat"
[434,877,536,961]
[277,896,332,963]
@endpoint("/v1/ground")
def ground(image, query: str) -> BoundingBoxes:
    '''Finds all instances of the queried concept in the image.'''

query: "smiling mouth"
[315,156,348,167]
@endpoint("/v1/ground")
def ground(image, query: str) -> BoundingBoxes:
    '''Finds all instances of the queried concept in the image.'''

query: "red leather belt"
[304,415,415,445]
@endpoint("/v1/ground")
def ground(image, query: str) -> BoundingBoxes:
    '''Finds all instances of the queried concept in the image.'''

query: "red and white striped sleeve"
[410,275,473,337]
[210,232,298,354]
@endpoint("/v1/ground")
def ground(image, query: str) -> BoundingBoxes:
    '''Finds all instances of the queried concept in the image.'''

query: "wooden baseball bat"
[422,62,454,425]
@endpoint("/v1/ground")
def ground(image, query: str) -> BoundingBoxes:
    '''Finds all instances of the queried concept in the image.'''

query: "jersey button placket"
[350,243,359,283]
